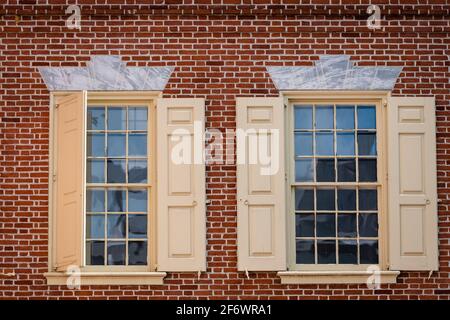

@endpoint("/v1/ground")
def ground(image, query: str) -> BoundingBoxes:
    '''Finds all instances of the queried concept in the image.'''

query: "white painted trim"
[44,272,167,286]
[277,271,399,285]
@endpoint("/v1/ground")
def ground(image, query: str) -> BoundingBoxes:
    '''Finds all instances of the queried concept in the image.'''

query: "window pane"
[315,132,334,155]
[337,189,356,211]
[87,159,105,183]
[337,132,355,156]
[294,105,313,129]
[358,159,377,182]
[359,189,378,211]
[129,214,147,239]
[359,213,378,237]
[360,240,378,264]
[128,241,147,265]
[128,107,147,131]
[86,214,105,239]
[128,160,147,183]
[316,213,335,237]
[337,158,356,182]
[107,159,126,183]
[86,241,104,265]
[338,240,357,264]
[295,213,314,237]
[107,241,126,265]
[296,240,315,264]
[107,133,126,157]
[87,107,105,130]
[128,189,147,212]
[338,213,357,238]
[317,240,336,264]
[295,188,314,211]
[86,189,105,212]
[357,105,376,129]
[295,159,314,182]
[358,132,377,156]
[316,189,335,211]
[336,105,355,129]
[107,107,126,130]
[107,214,126,239]
[295,132,313,156]
[107,189,126,212]
[87,133,105,157]
[315,105,334,129]
[128,133,147,157]
[316,158,335,182]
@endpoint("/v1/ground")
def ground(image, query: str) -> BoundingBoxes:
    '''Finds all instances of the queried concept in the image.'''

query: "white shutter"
[236,97,286,271]
[53,92,86,271]
[388,96,439,271]
[156,98,206,271]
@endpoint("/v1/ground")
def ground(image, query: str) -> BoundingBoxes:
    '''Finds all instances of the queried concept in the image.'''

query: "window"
[290,102,383,269]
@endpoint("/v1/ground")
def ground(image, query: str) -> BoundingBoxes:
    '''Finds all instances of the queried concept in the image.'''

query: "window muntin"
[292,104,380,266]
[85,105,150,266]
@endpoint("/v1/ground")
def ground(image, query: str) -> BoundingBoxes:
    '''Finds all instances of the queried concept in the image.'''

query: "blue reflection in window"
[357,106,376,129]
[315,105,334,129]
[294,105,313,129]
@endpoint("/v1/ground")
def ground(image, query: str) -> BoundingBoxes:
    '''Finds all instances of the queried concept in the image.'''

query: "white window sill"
[277,270,400,284]
[44,271,167,286]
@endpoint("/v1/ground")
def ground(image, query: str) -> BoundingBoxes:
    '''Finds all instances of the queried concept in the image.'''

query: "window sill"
[44,271,167,286]
[277,270,399,284]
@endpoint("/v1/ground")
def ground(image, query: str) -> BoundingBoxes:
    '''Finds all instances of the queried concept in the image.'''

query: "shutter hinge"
[197,270,202,281]
[245,268,250,279]
[154,264,158,272]
[383,100,387,108]
[52,174,57,182]
[55,103,60,109]
[284,173,288,181]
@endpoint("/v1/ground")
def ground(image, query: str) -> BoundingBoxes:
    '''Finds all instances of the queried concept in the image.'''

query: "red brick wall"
[0,1,449,300]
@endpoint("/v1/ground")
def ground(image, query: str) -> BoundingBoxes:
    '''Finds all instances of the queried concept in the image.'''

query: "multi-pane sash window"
[293,104,380,266]
[85,105,150,266]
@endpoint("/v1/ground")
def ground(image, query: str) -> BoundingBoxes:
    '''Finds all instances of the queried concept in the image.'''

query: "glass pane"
[128,160,147,184]
[316,158,335,182]
[128,241,147,265]
[358,132,377,155]
[357,105,376,129]
[316,213,335,237]
[316,189,335,211]
[295,132,313,156]
[107,189,126,212]
[337,132,355,156]
[87,133,105,157]
[359,189,378,211]
[294,105,313,129]
[87,106,105,130]
[295,159,314,182]
[337,189,356,211]
[129,214,147,239]
[337,158,356,182]
[315,105,334,129]
[128,107,147,131]
[107,159,126,183]
[338,240,357,264]
[86,189,105,212]
[128,189,147,212]
[338,214,357,238]
[86,214,105,238]
[336,105,355,129]
[359,213,378,237]
[295,188,314,211]
[107,107,126,130]
[86,241,104,265]
[107,214,126,239]
[360,240,378,264]
[315,132,334,155]
[128,133,147,157]
[295,213,314,237]
[296,240,315,264]
[87,159,105,183]
[107,241,126,265]
[107,133,126,157]
[317,240,336,264]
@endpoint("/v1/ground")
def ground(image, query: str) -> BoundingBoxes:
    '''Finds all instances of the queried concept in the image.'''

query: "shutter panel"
[236,97,286,271]
[388,96,439,271]
[156,98,206,271]
[54,92,86,271]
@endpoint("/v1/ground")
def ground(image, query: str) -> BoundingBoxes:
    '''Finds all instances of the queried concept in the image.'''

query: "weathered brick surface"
[0,1,449,299]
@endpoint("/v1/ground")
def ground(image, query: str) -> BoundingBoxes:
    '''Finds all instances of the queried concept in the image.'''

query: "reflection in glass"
[128,160,147,183]
[360,240,378,264]
[87,107,105,130]
[107,214,126,238]
[359,213,378,237]
[295,159,314,182]
[107,241,126,265]
[359,189,378,211]
[128,241,147,265]
[316,158,335,182]
[86,241,104,265]
[86,214,105,238]
[107,189,126,212]
[316,213,335,237]
[316,189,335,211]
[338,214,357,238]
[337,158,356,182]
[339,240,357,264]
[294,105,313,129]
[107,133,126,157]
[87,159,104,183]
[336,105,355,129]
[359,159,377,182]
[337,189,356,211]
[87,133,105,157]
[128,189,147,212]
[86,189,105,212]
[128,107,148,131]
[295,188,314,211]
[295,213,314,237]
[357,105,376,129]
[128,133,147,156]
[296,240,315,264]
[295,132,313,156]
[315,105,334,129]
[107,107,126,130]
[358,132,377,155]
[129,215,147,238]
[107,159,126,183]
[315,132,334,155]
[337,132,355,155]
[317,240,336,264]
